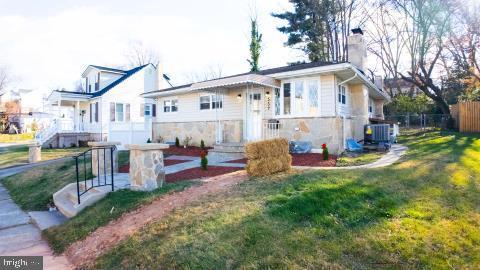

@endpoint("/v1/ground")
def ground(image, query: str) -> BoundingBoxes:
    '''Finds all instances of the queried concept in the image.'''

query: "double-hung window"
[199,94,223,110]
[116,103,124,122]
[338,85,346,104]
[164,99,178,113]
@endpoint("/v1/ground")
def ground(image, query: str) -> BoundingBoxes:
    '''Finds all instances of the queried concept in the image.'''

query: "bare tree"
[368,0,454,114]
[0,66,10,95]
[124,40,161,68]
[183,64,224,83]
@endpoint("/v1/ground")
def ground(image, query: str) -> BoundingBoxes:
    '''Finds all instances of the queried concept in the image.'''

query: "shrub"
[146,138,151,143]
[245,138,291,177]
[200,150,208,170]
[175,137,180,147]
[200,139,205,149]
[322,143,329,160]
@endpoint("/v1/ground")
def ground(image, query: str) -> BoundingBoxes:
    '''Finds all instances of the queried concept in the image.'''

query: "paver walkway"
[0,184,71,269]
[64,170,248,268]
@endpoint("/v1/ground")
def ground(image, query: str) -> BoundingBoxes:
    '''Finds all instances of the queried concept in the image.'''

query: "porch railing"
[73,146,115,204]
[263,122,281,140]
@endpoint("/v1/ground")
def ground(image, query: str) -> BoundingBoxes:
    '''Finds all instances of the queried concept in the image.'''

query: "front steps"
[53,174,130,218]
[211,142,245,153]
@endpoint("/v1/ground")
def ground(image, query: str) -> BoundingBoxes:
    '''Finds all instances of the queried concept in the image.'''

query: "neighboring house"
[41,64,165,147]
[143,30,390,154]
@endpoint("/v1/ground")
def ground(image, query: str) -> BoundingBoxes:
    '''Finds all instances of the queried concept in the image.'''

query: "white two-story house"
[41,64,165,147]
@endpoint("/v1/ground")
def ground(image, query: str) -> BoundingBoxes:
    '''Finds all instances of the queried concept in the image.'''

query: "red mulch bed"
[225,153,337,167]
[118,159,190,173]
[166,166,243,183]
[291,153,337,167]
[163,146,211,157]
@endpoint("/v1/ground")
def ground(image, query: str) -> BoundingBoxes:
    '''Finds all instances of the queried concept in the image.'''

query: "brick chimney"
[347,28,367,72]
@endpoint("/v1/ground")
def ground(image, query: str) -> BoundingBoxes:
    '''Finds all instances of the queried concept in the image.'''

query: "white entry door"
[247,91,262,141]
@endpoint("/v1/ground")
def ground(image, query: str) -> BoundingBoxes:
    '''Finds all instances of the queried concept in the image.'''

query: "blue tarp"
[289,141,312,153]
[346,138,363,152]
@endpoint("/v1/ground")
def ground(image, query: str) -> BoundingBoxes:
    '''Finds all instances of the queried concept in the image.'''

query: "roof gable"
[90,64,148,97]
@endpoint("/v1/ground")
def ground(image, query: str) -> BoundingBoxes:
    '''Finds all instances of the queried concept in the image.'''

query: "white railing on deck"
[263,122,281,140]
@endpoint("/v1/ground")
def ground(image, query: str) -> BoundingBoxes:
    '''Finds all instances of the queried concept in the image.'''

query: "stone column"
[125,143,169,191]
[88,141,120,176]
[28,143,42,163]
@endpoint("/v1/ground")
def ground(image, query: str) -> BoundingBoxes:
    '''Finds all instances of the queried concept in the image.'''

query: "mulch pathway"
[224,153,337,167]
[163,146,211,157]
[166,166,243,183]
[64,170,248,268]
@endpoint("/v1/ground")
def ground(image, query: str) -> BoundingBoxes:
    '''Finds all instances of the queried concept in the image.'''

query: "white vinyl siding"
[320,75,336,116]
[158,89,242,122]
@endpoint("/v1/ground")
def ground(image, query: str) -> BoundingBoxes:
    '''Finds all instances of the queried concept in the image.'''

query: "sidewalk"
[0,184,71,269]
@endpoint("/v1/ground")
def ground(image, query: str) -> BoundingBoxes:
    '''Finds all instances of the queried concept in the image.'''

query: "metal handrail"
[73,145,116,204]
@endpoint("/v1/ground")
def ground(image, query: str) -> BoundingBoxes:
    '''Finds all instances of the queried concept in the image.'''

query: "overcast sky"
[0,0,302,108]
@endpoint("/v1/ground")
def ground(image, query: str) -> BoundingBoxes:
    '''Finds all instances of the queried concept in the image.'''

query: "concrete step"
[53,182,111,218]
[212,143,245,153]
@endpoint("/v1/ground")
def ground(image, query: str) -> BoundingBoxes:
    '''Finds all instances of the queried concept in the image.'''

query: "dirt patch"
[164,146,211,157]
[225,154,337,167]
[64,170,248,268]
[119,159,190,173]
[166,166,243,183]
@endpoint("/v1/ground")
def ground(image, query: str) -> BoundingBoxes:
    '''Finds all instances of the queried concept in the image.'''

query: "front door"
[247,91,262,141]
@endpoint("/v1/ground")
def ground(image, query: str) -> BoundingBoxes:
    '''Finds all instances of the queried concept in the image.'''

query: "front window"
[200,96,211,110]
[164,99,178,113]
[283,83,291,115]
[115,103,124,121]
[338,85,346,104]
[294,81,305,115]
[274,88,281,116]
[200,94,223,110]
[308,80,319,114]
[144,104,151,116]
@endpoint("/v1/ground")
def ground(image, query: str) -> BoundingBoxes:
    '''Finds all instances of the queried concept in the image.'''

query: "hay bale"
[245,138,291,177]
[245,138,289,160]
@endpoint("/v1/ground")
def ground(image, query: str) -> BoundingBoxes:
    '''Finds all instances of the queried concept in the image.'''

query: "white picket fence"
[108,121,152,147]
[263,122,281,140]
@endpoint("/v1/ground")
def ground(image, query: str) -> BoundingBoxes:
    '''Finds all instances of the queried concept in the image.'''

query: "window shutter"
[89,103,92,123]
[152,104,156,117]
[110,102,115,122]
[96,73,100,91]
[85,78,89,93]
[140,103,145,117]
[95,102,99,122]
[126,104,130,122]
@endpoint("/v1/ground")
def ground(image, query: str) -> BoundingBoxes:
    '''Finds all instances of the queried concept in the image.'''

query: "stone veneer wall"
[152,120,243,146]
[129,148,165,191]
[275,117,344,154]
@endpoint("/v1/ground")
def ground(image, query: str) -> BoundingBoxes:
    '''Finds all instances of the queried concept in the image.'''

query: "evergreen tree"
[247,18,262,72]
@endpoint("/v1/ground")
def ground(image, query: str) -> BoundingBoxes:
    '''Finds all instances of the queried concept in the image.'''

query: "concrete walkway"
[294,144,408,170]
[165,152,245,174]
[0,184,71,269]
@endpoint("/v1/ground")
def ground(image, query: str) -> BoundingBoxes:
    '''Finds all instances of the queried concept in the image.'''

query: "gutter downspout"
[337,73,357,151]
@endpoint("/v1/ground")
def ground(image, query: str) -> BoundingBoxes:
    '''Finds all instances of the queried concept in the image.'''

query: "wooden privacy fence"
[451,102,480,132]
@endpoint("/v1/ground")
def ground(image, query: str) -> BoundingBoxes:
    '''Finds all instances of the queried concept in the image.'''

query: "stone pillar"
[28,143,42,163]
[125,143,169,191]
[88,141,120,176]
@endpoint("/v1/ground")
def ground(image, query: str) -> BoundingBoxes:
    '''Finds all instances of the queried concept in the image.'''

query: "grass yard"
[92,131,480,269]
[0,132,35,143]
[2,159,80,210]
[43,180,198,254]
[336,151,384,167]
[0,146,88,169]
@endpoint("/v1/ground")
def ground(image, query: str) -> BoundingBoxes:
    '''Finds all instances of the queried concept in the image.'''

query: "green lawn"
[336,151,384,167]
[92,131,480,269]
[2,147,197,254]
[0,132,35,143]
[43,180,197,254]
[0,146,88,169]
